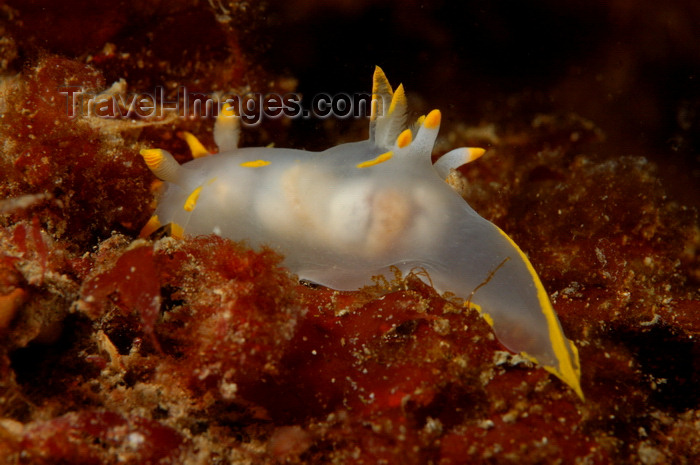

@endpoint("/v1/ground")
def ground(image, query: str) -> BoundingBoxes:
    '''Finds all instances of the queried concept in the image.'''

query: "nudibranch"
[139,67,583,398]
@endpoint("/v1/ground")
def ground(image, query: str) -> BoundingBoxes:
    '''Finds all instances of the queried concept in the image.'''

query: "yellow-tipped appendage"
[139,215,161,238]
[433,147,487,179]
[424,109,441,130]
[140,148,166,170]
[466,147,486,162]
[371,66,394,121]
[220,102,236,118]
[140,148,181,183]
[387,84,407,117]
[214,102,241,152]
[396,129,412,148]
[180,131,210,159]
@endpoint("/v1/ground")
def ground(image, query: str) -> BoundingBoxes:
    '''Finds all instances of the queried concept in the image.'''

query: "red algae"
[237,275,499,423]
[74,235,303,398]
[79,245,161,349]
[3,410,184,465]
[0,218,81,352]
[0,56,153,246]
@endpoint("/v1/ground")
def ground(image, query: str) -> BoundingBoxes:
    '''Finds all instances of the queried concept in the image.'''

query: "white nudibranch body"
[140,67,583,398]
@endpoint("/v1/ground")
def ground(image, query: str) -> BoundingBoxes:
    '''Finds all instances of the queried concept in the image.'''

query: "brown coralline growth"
[0,1,698,464]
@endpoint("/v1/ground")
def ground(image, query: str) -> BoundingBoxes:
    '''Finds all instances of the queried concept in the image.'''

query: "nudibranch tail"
[441,210,583,399]
[493,227,583,399]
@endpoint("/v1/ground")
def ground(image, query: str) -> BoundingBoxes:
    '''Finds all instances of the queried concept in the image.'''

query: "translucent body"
[141,68,583,398]
[161,142,563,363]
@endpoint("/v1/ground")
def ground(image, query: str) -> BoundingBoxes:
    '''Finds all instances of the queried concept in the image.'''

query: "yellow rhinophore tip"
[140,148,181,182]
[396,129,412,148]
[415,115,426,127]
[214,102,241,152]
[140,148,166,170]
[139,215,161,238]
[180,131,210,159]
[424,109,441,129]
[219,102,237,117]
[467,147,486,162]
